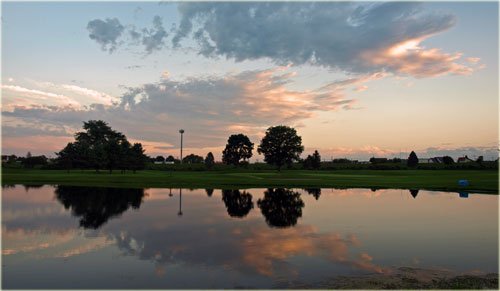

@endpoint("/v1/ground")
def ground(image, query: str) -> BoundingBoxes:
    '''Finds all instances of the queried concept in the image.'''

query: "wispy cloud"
[3,68,363,155]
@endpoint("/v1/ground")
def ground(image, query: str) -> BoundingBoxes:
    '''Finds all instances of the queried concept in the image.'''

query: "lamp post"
[179,129,184,164]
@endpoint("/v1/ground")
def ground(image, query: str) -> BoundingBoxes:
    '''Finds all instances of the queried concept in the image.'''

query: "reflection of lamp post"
[179,129,185,164]
[169,188,173,197]
[178,189,183,216]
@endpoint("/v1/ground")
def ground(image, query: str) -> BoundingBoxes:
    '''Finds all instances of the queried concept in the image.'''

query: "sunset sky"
[1,2,498,160]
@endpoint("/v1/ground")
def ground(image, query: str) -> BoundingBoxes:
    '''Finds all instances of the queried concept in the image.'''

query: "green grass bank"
[1,168,498,193]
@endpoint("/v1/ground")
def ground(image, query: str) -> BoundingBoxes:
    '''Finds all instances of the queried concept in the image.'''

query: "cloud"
[2,68,361,156]
[87,18,125,53]
[141,16,168,54]
[172,2,479,77]
[88,16,167,54]
[1,84,82,110]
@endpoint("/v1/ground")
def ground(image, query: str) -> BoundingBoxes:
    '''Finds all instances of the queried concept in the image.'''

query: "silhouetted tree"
[129,143,148,173]
[476,156,484,164]
[257,188,304,228]
[303,188,321,200]
[155,156,165,162]
[222,134,254,165]
[22,152,48,168]
[303,150,321,170]
[205,152,215,169]
[407,151,419,167]
[221,189,254,218]
[257,126,304,171]
[55,186,145,229]
[74,120,125,172]
[183,154,204,164]
[442,156,454,165]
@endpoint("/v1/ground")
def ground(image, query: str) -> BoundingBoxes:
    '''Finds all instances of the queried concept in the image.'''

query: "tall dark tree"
[155,156,165,162]
[303,150,321,170]
[222,134,254,165]
[74,120,126,171]
[221,190,254,218]
[129,143,148,173]
[56,120,148,173]
[205,152,215,169]
[257,126,304,171]
[183,154,204,164]
[257,188,304,228]
[407,151,419,167]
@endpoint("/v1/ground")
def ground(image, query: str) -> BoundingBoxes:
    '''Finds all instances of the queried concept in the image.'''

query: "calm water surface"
[2,186,498,289]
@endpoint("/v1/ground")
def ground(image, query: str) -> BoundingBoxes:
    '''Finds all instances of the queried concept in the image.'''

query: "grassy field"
[1,168,498,193]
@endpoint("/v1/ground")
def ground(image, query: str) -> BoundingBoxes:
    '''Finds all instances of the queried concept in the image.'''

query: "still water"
[2,185,498,289]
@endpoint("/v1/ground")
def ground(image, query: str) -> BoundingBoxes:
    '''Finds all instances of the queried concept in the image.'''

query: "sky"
[1,1,499,161]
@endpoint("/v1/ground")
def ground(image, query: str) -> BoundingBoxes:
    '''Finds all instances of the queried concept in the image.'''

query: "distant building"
[431,157,445,163]
[419,158,433,164]
[154,161,165,165]
[457,155,474,163]
[165,161,175,164]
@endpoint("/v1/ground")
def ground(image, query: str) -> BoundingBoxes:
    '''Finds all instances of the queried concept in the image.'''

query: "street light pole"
[179,129,184,164]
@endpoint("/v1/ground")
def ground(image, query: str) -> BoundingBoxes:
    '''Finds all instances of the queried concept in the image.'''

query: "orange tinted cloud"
[363,37,480,78]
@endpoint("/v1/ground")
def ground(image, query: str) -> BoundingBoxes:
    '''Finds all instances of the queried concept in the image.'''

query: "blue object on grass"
[458,179,469,187]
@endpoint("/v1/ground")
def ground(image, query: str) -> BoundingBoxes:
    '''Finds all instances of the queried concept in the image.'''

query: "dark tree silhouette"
[303,188,321,200]
[221,189,254,218]
[257,126,304,171]
[182,154,204,164]
[205,188,214,197]
[222,134,254,165]
[442,156,454,165]
[55,186,145,229]
[56,120,147,173]
[407,151,419,167]
[155,155,165,162]
[257,188,304,228]
[409,189,419,198]
[205,152,215,169]
[303,150,321,170]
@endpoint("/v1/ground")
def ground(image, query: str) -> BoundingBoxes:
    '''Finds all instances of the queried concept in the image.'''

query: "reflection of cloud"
[243,225,386,276]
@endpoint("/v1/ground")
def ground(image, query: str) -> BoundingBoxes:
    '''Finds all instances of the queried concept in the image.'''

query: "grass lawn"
[1,168,498,193]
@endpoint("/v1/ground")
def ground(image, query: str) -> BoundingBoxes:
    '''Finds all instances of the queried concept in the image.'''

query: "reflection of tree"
[409,189,419,199]
[222,190,254,218]
[55,186,145,229]
[23,184,44,192]
[303,188,321,200]
[257,188,304,228]
[205,188,214,197]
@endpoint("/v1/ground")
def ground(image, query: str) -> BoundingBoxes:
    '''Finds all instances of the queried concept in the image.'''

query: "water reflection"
[206,188,214,197]
[2,185,498,289]
[54,185,146,229]
[222,189,254,218]
[409,189,419,199]
[257,188,304,228]
[303,188,321,200]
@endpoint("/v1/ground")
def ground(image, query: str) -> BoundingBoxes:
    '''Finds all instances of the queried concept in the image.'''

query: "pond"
[2,185,498,289]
